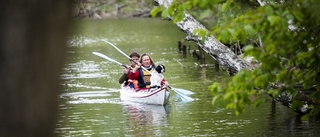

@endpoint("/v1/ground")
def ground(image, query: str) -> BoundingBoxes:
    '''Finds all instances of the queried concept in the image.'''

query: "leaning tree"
[152,0,320,116]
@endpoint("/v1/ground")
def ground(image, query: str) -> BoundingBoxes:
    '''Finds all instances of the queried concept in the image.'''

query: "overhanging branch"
[155,0,253,75]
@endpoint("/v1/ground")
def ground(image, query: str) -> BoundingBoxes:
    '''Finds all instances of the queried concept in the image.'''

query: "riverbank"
[73,0,154,19]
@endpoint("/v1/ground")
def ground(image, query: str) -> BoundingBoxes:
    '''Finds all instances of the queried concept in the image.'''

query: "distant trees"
[152,0,320,117]
[73,0,154,18]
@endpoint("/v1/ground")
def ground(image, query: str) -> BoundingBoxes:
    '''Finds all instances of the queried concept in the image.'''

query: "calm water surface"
[54,18,320,137]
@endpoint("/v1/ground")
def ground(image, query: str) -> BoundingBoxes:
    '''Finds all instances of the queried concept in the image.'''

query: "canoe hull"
[120,85,170,106]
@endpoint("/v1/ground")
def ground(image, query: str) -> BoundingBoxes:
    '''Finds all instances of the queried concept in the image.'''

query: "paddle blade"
[173,88,195,95]
[169,86,194,102]
[176,91,194,101]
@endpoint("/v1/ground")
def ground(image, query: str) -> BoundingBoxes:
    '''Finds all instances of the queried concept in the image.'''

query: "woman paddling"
[129,53,168,89]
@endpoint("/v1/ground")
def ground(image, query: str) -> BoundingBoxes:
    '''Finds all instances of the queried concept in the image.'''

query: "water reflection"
[122,103,168,136]
[62,60,104,79]
[60,90,121,104]
[265,100,320,137]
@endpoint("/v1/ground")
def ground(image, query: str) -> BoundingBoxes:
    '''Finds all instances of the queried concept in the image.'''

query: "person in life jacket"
[118,52,140,88]
[129,53,169,90]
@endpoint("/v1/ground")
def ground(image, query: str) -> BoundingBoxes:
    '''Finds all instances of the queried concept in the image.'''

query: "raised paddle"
[102,40,139,64]
[92,51,194,101]
[92,52,127,68]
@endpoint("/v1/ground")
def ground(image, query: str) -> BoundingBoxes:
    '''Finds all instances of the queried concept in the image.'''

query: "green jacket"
[118,73,128,84]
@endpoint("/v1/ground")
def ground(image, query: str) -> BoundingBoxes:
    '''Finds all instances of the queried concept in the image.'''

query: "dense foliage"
[152,0,320,116]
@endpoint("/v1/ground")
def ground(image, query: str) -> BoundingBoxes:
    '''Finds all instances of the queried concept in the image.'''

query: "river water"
[54,18,319,137]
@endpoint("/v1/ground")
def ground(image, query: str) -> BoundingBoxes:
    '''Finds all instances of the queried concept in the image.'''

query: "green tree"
[152,0,320,116]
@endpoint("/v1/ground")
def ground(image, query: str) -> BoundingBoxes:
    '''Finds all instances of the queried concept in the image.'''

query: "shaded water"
[55,18,320,137]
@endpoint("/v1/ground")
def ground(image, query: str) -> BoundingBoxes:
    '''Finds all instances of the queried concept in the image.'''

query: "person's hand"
[132,63,141,73]
[162,81,169,88]
[134,63,141,69]
[123,65,130,74]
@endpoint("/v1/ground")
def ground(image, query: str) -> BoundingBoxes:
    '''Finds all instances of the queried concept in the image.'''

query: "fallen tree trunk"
[154,0,254,76]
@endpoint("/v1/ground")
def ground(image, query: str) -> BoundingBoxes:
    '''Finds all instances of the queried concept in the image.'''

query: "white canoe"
[120,85,170,106]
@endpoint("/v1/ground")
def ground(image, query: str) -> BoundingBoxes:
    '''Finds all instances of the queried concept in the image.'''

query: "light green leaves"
[183,1,193,10]
[267,15,280,26]
[264,5,274,15]
[193,28,208,43]
[152,0,320,116]
[244,25,256,35]
[150,7,163,17]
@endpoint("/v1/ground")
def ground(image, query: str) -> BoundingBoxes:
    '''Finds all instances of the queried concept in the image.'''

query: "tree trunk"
[154,0,253,76]
[0,0,72,136]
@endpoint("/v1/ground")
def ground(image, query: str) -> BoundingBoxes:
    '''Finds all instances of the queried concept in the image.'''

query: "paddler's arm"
[118,65,130,84]
[118,73,128,84]
[161,78,169,88]
[129,63,141,80]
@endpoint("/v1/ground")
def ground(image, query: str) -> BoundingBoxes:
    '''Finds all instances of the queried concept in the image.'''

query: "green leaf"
[160,9,169,18]
[167,5,176,16]
[293,11,304,21]
[192,0,199,7]
[264,5,274,15]
[267,15,280,26]
[286,13,294,20]
[174,6,185,22]
[199,0,208,8]
[243,45,254,52]
[224,92,232,100]
[267,89,279,98]
[227,28,235,37]
[244,25,256,35]
[193,29,207,43]
[239,30,247,42]
[254,99,262,108]
[291,100,303,110]
[201,35,206,44]
[183,2,193,10]
[212,95,221,105]
[236,103,244,114]
[220,29,230,43]
[226,103,235,109]
[301,114,310,121]
[199,30,207,37]
[221,2,228,11]
[150,7,163,17]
